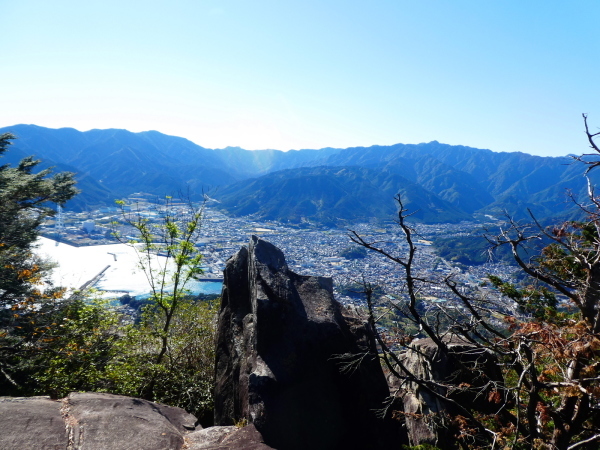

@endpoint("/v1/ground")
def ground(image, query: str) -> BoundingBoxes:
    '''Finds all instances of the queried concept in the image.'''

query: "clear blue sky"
[2,0,599,156]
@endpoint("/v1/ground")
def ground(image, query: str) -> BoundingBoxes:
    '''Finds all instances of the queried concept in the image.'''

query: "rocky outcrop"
[64,392,195,449]
[0,392,273,450]
[0,395,68,450]
[186,423,272,449]
[214,236,395,450]
[396,335,503,448]
[0,237,509,450]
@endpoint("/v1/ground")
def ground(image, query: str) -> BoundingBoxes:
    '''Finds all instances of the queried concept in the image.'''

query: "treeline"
[1,296,217,425]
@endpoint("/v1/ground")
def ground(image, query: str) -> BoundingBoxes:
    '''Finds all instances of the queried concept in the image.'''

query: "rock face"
[64,392,196,449]
[186,423,272,449]
[214,236,394,450]
[397,335,503,448]
[0,396,68,450]
[0,392,273,450]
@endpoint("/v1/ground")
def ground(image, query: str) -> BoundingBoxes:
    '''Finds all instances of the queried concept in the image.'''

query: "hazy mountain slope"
[3,124,96,162]
[314,140,590,217]
[213,146,343,178]
[318,141,572,192]
[214,166,471,225]
[380,156,494,213]
[0,125,237,204]
[0,139,114,211]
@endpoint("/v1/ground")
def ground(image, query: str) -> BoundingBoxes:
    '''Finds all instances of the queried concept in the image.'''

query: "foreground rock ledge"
[214,236,395,450]
[0,392,272,450]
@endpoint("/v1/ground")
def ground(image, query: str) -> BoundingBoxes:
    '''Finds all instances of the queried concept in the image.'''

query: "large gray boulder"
[64,392,196,449]
[214,236,394,450]
[0,396,68,450]
[0,392,195,450]
[0,392,273,450]
[186,423,272,449]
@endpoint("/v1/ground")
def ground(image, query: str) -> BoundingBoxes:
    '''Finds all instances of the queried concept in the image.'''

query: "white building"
[82,220,95,233]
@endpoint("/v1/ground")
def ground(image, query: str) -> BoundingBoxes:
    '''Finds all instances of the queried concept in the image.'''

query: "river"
[35,237,222,298]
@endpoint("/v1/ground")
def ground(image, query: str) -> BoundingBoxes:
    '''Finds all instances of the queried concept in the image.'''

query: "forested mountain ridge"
[215,166,472,225]
[0,124,593,224]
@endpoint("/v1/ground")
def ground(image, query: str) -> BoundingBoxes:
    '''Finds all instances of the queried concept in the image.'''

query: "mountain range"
[1,124,596,225]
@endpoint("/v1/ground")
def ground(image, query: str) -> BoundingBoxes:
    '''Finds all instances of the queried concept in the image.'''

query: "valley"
[38,193,517,313]
[3,123,572,318]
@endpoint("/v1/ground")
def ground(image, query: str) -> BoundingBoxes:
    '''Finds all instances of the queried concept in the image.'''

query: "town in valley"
[39,193,518,315]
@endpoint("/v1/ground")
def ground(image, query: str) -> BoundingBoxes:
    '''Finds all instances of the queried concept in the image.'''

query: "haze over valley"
[7,122,586,303]
[3,124,596,228]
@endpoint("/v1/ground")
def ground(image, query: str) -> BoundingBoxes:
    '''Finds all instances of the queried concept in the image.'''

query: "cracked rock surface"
[0,392,271,450]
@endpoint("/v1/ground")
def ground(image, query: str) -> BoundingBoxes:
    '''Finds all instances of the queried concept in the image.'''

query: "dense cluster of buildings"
[40,193,518,313]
